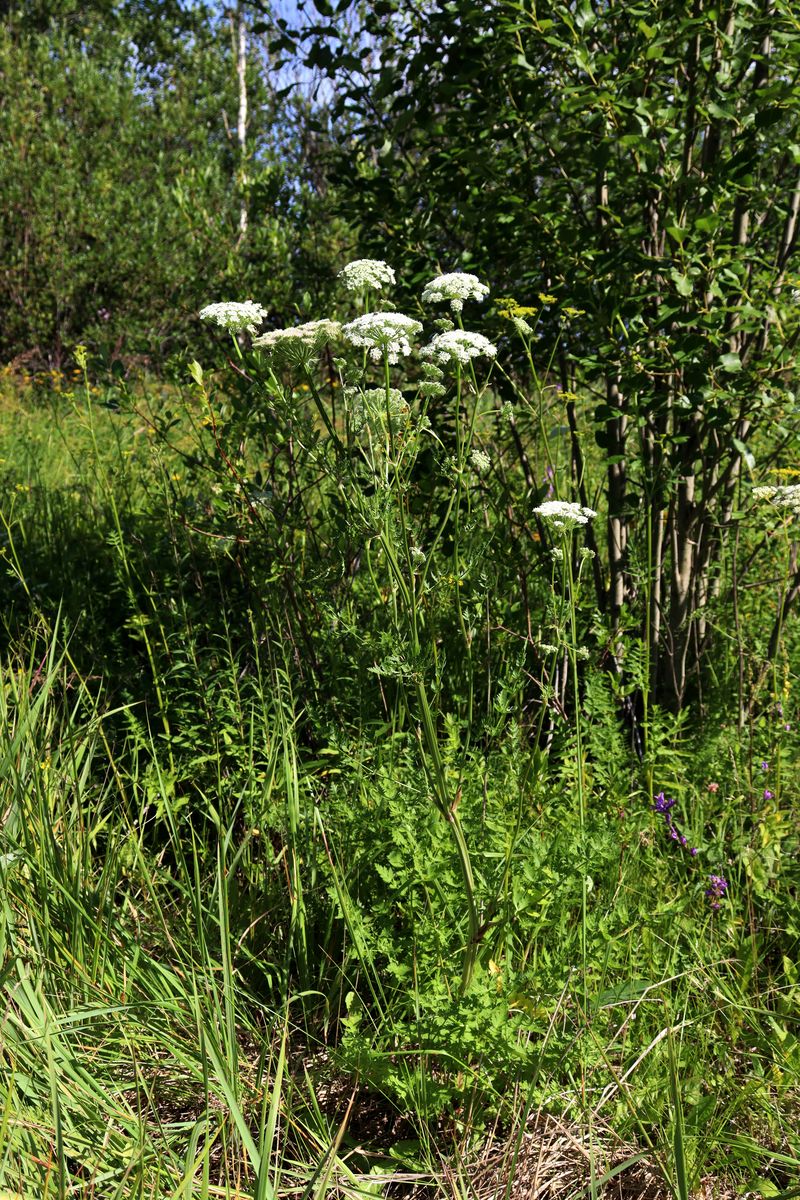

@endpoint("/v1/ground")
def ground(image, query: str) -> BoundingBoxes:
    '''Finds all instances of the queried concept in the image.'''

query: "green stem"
[565,538,589,1113]
[370,349,480,990]
[414,677,480,991]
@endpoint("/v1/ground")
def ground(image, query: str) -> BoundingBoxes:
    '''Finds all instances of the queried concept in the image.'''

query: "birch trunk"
[236,3,248,241]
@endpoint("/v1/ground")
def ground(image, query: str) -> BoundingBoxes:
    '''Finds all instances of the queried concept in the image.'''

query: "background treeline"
[0,0,349,367]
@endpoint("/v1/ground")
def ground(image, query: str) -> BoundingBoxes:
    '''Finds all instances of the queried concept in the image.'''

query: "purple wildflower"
[652,792,676,819]
[760,760,769,771]
[764,789,774,800]
[705,873,729,911]
[652,792,698,858]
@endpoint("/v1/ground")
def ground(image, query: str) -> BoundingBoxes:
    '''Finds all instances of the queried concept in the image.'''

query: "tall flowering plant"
[198,262,507,989]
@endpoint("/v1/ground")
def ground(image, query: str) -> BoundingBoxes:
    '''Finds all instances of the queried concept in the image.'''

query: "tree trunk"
[236,3,248,241]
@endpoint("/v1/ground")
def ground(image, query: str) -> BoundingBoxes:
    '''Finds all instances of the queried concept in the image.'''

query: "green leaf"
[707,100,735,121]
[670,269,693,298]
[719,352,742,373]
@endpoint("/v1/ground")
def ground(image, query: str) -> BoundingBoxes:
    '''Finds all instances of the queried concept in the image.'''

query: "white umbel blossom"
[422,330,497,367]
[470,448,491,473]
[533,500,597,530]
[253,320,340,363]
[199,301,267,335]
[422,272,490,314]
[753,483,800,516]
[338,259,396,291]
[342,312,422,364]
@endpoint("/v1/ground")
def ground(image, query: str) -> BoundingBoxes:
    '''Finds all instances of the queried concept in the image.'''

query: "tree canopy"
[289,0,800,703]
[0,0,350,365]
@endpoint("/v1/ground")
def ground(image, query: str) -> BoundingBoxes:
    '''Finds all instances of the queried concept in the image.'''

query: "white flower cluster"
[253,320,340,363]
[199,301,267,335]
[421,330,497,367]
[533,500,597,530]
[342,312,422,364]
[422,272,490,314]
[470,448,491,473]
[753,483,800,516]
[338,259,396,292]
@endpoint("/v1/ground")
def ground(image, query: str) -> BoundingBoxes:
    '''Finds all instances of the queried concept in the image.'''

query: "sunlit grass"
[0,372,798,1199]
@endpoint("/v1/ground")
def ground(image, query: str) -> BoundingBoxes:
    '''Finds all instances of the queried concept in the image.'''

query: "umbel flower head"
[338,259,396,292]
[199,301,267,335]
[533,500,597,530]
[421,330,497,367]
[342,312,422,364]
[422,272,490,314]
[253,320,341,365]
[753,483,800,517]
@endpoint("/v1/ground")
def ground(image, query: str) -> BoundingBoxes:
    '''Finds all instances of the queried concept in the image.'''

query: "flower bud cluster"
[470,448,491,473]
[346,386,411,435]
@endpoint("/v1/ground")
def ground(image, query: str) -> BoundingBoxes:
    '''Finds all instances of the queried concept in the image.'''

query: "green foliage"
[0,9,352,367]
[3,0,800,1187]
[2,267,799,1192]
[295,0,800,706]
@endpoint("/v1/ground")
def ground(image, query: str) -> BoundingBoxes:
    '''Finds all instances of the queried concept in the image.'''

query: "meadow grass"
[0,349,798,1200]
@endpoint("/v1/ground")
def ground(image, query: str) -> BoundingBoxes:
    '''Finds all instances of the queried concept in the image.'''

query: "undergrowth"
[0,276,798,1199]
